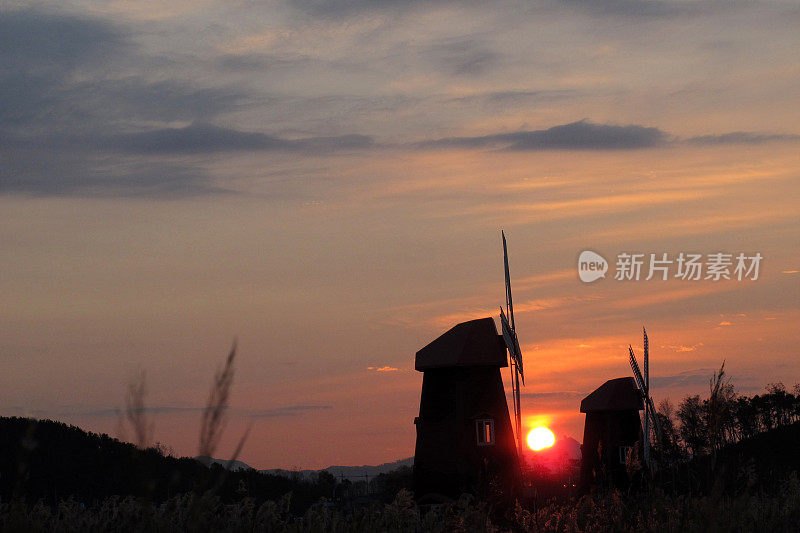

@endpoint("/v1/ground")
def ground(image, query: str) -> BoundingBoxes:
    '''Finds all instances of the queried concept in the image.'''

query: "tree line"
[655,363,800,462]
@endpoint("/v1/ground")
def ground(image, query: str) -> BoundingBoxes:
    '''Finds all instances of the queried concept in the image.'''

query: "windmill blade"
[647,396,662,438]
[500,231,523,385]
[501,231,516,331]
[643,327,649,394]
[500,308,524,384]
[500,308,517,359]
[500,232,525,460]
[629,346,645,392]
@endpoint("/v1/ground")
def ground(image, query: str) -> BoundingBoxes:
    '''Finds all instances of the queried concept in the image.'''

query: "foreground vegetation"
[2,473,799,532]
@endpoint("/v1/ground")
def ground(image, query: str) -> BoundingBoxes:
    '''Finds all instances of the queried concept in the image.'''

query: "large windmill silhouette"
[411,232,524,502]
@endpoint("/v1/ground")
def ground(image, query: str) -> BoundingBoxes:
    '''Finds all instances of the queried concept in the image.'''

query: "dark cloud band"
[418,120,670,150]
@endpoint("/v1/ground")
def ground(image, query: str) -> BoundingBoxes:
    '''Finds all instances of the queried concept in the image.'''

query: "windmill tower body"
[412,318,520,502]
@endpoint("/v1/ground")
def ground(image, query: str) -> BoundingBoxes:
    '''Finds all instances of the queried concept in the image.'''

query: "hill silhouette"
[669,419,800,494]
[0,417,331,510]
[0,416,417,514]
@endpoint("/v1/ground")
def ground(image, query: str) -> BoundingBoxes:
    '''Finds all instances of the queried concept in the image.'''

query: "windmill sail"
[629,344,652,463]
[500,231,524,459]
[643,328,662,440]
[630,329,662,467]
[629,346,644,391]
[643,327,649,392]
[501,232,524,383]
[502,232,515,330]
[500,308,523,381]
[646,396,661,436]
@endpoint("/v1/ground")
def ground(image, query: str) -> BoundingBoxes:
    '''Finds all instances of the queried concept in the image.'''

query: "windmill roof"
[580,377,643,412]
[415,317,508,371]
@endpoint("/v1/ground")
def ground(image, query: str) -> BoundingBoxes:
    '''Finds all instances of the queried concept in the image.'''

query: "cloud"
[649,369,715,388]
[51,404,333,419]
[423,38,500,76]
[0,9,124,127]
[2,10,243,131]
[661,342,703,353]
[285,0,714,21]
[560,0,716,18]
[686,132,800,146]
[418,120,671,151]
[521,391,585,400]
[214,53,313,72]
[73,79,246,125]
[284,0,449,17]
[367,366,399,372]
[5,6,796,200]
[248,405,333,418]
[99,123,375,154]
[0,9,124,72]
[0,147,227,198]
[0,8,253,198]
[447,90,579,107]
[417,121,800,152]
[50,405,204,418]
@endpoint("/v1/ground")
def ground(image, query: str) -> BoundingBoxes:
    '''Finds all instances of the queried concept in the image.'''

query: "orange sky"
[1,1,799,469]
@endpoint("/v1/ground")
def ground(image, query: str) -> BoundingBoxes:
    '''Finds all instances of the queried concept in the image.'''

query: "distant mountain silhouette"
[558,435,582,460]
[195,456,253,471]
[262,457,414,481]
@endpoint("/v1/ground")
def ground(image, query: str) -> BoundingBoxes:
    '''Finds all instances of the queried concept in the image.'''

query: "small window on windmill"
[476,419,495,446]
[619,445,633,465]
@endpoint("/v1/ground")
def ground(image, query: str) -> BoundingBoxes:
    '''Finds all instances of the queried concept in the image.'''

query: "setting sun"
[527,427,556,451]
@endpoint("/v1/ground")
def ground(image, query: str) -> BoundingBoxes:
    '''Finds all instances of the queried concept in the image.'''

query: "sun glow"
[527,427,556,451]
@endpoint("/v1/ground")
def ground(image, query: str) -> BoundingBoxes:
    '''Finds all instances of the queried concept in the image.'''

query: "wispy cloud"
[609,284,736,311]
[426,295,600,329]
[0,8,247,198]
[99,124,374,154]
[417,121,800,152]
[521,391,585,400]
[686,132,800,146]
[661,342,703,353]
[562,0,721,19]
[422,37,500,77]
[46,404,333,419]
[0,149,227,198]
[40,405,204,418]
[248,405,333,418]
[649,368,716,388]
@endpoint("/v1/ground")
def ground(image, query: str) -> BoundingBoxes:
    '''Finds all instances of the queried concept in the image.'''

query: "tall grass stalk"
[124,370,154,449]
[199,341,237,460]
